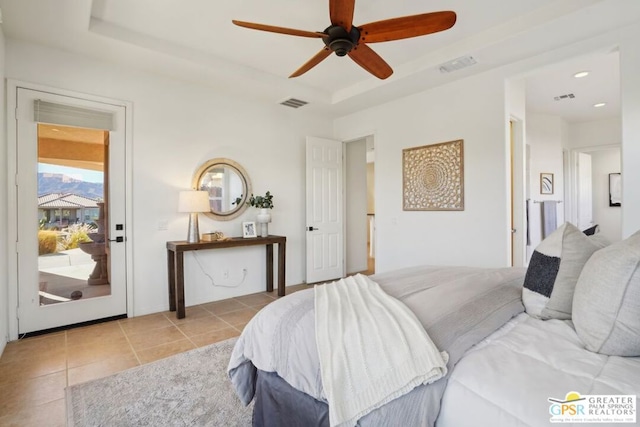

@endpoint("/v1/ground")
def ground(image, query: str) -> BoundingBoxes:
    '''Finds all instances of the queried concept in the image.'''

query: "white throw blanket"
[315,274,448,427]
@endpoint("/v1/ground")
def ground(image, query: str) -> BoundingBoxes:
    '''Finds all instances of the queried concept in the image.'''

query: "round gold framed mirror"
[192,158,252,221]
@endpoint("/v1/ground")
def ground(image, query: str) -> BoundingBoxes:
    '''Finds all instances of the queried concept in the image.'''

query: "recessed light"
[593,102,606,108]
[574,71,590,78]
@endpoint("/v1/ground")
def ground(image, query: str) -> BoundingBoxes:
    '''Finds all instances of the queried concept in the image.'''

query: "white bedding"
[437,313,640,427]
[229,265,526,426]
[315,274,447,427]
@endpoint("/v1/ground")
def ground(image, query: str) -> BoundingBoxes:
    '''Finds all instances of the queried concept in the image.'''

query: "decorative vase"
[256,208,272,237]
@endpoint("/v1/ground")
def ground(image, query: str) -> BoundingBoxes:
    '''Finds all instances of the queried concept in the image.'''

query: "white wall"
[591,149,622,242]
[5,40,333,318]
[333,28,640,274]
[527,114,567,206]
[0,25,8,355]
[335,71,511,272]
[620,37,640,237]
[345,139,367,274]
[566,117,621,149]
[3,22,640,336]
[521,113,567,260]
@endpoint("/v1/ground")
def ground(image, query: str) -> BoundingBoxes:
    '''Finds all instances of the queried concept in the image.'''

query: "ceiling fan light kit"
[233,0,456,79]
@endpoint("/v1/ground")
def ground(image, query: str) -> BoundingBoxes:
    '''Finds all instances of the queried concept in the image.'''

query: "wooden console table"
[166,235,286,319]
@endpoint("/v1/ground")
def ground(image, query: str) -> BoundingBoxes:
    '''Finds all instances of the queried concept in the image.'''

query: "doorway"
[11,86,130,335]
[568,146,622,242]
[345,136,375,276]
[37,124,111,305]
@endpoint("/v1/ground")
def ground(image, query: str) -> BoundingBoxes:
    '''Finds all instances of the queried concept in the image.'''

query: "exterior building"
[37,193,101,228]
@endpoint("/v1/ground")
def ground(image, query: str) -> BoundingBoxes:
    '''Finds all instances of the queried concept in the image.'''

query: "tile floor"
[0,284,310,427]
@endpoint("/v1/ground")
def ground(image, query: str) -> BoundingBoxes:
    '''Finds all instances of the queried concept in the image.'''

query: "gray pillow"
[572,231,640,356]
[523,222,604,319]
[588,233,611,248]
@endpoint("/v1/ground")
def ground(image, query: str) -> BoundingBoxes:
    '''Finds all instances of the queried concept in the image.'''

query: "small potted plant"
[247,191,274,210]
[235,191,274,237]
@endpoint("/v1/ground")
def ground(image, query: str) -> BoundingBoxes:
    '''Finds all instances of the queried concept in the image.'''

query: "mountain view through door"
[37,123,111,305]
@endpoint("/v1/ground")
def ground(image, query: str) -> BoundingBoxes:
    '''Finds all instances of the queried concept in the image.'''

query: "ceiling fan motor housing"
[323,25,360,56]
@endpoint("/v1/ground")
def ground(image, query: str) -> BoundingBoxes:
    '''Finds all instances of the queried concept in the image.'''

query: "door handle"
[108,236,125,243]
[307,227,318,231]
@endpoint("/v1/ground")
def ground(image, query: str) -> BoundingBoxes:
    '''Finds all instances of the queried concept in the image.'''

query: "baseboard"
[347,264,368,275]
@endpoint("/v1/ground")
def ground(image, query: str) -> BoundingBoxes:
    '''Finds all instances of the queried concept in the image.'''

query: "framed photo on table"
[242,221,257,238]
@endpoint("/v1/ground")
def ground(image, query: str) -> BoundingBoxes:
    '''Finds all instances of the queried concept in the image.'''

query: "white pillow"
[572,231,640,356]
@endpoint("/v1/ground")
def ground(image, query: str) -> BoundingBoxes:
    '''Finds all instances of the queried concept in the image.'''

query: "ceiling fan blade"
[348,44,393,79]
[290,48,332,78]
[330,0,355,32]
[358,11,456,43]
[232,20,327,39]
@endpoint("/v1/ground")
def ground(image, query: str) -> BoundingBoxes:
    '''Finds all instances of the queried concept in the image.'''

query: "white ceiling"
[0,0,638,121]
[525,49,620,123]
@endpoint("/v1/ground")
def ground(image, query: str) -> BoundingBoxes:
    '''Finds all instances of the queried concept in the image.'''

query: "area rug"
[66,337,252,426]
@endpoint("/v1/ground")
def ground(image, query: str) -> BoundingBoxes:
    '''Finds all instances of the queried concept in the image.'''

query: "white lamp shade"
[178,190,210,213]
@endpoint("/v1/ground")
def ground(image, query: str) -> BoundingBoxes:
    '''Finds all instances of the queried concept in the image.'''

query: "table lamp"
[178,190,210,243]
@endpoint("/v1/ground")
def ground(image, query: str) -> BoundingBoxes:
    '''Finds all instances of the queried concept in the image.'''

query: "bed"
[438,312,640,426]
[228,225,640,426]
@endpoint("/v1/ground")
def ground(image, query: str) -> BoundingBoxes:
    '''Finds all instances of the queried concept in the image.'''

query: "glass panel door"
[16,87,128,334]
[37,124,111,305]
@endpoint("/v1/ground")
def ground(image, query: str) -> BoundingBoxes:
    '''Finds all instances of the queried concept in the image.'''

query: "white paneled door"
[305,137,344,284]
[15,87,128,334]
[577,152,594,231]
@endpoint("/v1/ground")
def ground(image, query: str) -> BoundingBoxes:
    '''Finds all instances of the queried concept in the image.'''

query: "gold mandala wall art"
[403,139,464,211]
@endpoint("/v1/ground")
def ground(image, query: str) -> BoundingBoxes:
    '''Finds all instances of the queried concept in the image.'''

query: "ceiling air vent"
[554,93,575,101]
[280,98,308,109]
[439,55,477,73]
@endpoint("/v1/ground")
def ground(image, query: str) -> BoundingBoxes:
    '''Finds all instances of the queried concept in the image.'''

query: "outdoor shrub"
[38,230,58,255]
[60,223,96,250]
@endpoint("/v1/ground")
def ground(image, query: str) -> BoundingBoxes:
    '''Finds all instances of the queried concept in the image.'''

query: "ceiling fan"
[232,0,456,80]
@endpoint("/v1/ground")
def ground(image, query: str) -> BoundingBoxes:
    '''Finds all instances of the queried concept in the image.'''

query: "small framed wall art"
[402,139,464,211]
[540,173,554,195]
[609,172,621,207]
[242,221,257,238]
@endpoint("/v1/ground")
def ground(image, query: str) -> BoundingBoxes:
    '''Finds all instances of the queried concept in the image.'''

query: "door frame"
[6,80,134,340]
[335,130,377,275]
[342,135,374,274]
[567,144,621,228]
[509,117,526,267]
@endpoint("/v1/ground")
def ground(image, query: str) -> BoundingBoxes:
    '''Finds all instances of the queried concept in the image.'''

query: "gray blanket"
[228,265,526,426]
